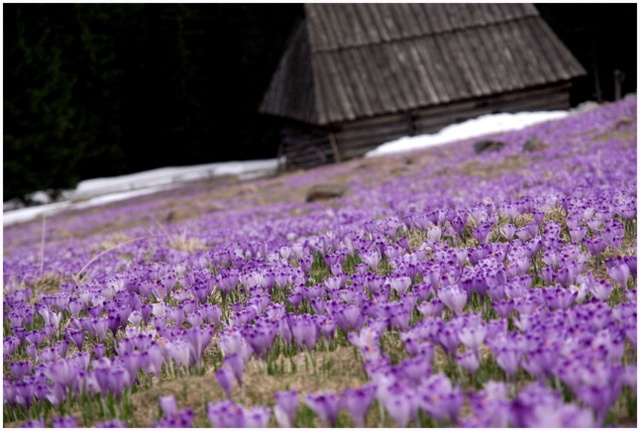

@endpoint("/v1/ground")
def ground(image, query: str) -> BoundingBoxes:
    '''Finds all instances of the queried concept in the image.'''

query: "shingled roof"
[260,4,586,126]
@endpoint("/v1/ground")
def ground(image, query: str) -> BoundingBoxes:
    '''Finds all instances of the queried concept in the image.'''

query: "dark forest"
[3,4,636,202]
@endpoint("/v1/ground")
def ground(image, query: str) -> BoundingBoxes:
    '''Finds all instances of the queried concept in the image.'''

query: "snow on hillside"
[3,105,596,227]
[366,110,570,157]
[3,160,280,226]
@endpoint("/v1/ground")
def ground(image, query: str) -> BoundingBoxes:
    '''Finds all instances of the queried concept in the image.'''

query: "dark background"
[3,4,637,203]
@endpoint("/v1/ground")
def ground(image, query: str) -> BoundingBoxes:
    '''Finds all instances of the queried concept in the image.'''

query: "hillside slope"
[3,96,636,428]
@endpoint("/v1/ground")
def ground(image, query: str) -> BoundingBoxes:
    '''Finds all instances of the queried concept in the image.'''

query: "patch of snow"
[4,159,281,226]
[2,201,72,226]
[74,159,280,198]
[29,191,53,205]
[2,186,171,226]
[72,185,172,210]
[366,110,570,157]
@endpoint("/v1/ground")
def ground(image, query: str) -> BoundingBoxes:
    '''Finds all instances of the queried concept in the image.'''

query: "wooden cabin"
[259,4,586,170]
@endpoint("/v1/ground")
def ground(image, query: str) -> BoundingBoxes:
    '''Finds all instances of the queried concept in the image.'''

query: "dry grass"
[591,129,636,143]
[513,213,536,229]
[94,232,132,252]
[542,207,567,227]
[460,154,538,181]
[29,273,65,296]
[168,232,207,253]
[127,345,368,427]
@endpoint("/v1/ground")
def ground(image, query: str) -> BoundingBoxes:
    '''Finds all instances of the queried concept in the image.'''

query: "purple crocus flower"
[348,326,382,361]
[388,276,412,296]
[159,395,179,417]
[8,312,24,329]
[511,382,595,427]
[11,361,31,381]
[21,419,45,428]
[138,303,153,324]
[575,370,624,426]
[608,262,630,287]
[94,344,106,359]
[500,223,516,240]
[218,328,253,361]
[458,325,487,355]
[340,384,376,427]
[25,343,38,361]
[223,353,244,386]
[186,311,203,328]
[569,226,588,243]
[381,385,415,427]
[437,326,460,356]
[389,307,412,331]
[51,415,77,428]
[305,391,341,427]
[243,322,278,359]
[12,327,27,345]
[286,293,303,308]
[67,298,83,316]
[438,285,467,315]
[590,279,613,301]
[361,248,381,271]
[492,299,514,319]
[495,347,519,380]
[108,366,130,400]
[25,330,45,347]
[199,304,221,325]
[317,316,338,341]
[457,351,480,374]
[289,314,319,350]
[244,405,271,428]
[184,326,214,364]
[43,322,57,338]
[46,382,67,407]
[583,236,607,256]
[92,318,109,342]
[145,342,166,379]
[417,299,443,318]
[119,351,142,386]
[464,380,510,427]
[543,285,576,310]
[471,222,492,245]
[624,255,637,280]
[87,304,103,318]
[165,339,190,369]
[274,389,298,428]
[154,409,195,428]
[215,366,235,398]
[44,359,77,389]
[168,306,185,327]
[323,276,342,292]
[55,339,69,358]
[418,373,464,423]
[4,378,17,406]
[39,346,59,363]
[15,380,36,408]
[308,296,326,315]
[412,282,432,301]
[207,400,245,428]
[396,355,432,385]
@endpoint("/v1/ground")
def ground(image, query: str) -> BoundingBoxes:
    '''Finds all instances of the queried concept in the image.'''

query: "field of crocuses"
[3,96,637,428]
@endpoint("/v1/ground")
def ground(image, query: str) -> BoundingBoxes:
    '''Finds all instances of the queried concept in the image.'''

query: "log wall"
[282,82,572,170]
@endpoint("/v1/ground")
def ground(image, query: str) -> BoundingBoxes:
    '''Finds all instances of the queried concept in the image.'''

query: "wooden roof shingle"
[260,4,586,126]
